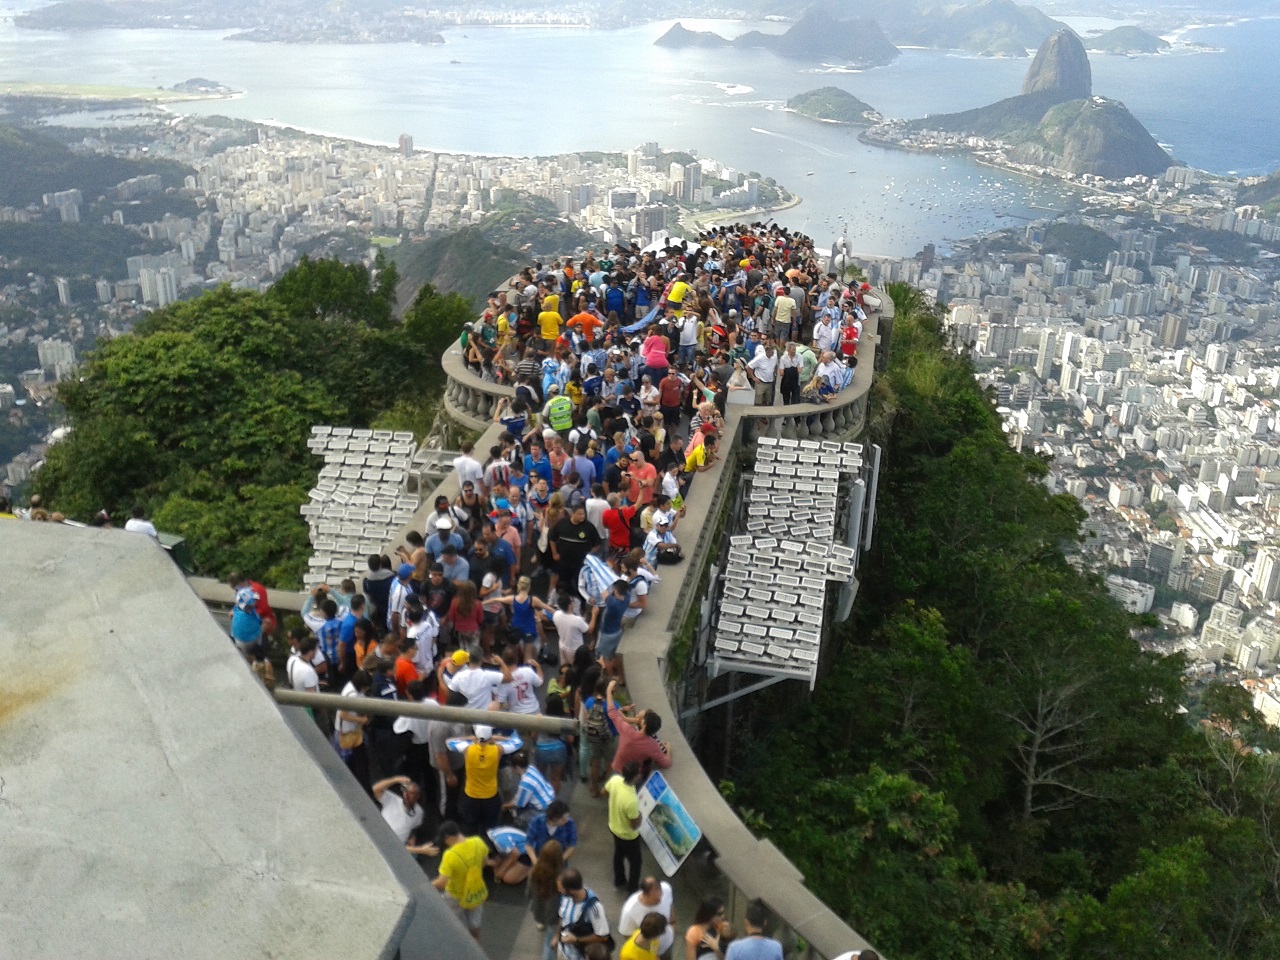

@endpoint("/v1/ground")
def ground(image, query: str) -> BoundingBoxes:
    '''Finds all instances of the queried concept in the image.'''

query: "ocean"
[0,9,1276,257]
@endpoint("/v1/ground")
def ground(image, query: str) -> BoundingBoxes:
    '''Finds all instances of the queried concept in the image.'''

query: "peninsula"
[862,29,1173,180]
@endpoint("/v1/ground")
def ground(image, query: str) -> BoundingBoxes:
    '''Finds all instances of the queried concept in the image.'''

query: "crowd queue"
[4,223,877,959]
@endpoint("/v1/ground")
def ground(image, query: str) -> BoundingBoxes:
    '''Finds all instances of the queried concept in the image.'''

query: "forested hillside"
[34,253,470,585]
[731,284,1280,960]
[0,123,190,207]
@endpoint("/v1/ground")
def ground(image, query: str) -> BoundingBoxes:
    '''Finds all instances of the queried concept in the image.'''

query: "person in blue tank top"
[493,576,555,662]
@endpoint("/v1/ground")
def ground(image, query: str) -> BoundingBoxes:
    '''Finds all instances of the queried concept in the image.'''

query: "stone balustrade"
[442,289,890,446]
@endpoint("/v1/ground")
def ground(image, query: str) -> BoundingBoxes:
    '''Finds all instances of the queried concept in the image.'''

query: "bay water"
[1,8,1276,256]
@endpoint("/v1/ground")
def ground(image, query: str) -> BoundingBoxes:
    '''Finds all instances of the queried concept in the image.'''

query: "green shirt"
[604,774,640,841]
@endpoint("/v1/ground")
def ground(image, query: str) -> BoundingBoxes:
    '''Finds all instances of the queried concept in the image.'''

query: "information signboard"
[637,771,702,877]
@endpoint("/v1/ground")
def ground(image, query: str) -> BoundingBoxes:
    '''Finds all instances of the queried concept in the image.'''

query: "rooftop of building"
[0,523,411,960]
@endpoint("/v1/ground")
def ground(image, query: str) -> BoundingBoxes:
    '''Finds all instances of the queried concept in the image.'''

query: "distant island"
[883,0,1065,57]
[1083,25,1171,55]
[864,29,1174,180]
[787,87,880,125]
[655,11,900,68]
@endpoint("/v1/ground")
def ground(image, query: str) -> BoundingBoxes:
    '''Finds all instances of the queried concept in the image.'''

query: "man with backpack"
[581,677,615,798]
[430,821,496,941]
[555,868,613,959]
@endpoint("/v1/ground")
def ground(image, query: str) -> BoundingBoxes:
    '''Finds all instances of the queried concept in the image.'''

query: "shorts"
[586,737,612,763]
[535,738,568,767]
[445,896,484,931]
[234,639,259,656]
[597,629,623,661]
[483,610,502,628]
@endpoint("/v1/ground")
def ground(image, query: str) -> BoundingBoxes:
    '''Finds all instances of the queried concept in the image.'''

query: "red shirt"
[658,375,684,408]
[627,462,658,506]
[609,703,672,776]
[603,505,638,551]
[840,325,859,358]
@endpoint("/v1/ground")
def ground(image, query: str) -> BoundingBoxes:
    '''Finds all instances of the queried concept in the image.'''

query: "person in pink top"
[606,680,672,778]
[641,331,670,383]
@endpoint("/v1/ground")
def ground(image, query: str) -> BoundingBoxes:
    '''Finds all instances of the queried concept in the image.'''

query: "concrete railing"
[442,290,892,446]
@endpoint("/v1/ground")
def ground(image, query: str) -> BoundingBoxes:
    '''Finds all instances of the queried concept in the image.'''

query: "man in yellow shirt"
[450,724,522,835]
[431,821,496,940]
[539,293,563,341]
[603,760,644,892]
[619,913,669,960]
[666,275,691,317]
[683,434,718,474]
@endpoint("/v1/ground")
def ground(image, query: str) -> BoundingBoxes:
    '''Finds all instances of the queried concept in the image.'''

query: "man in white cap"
[449,723,522,835]
[426,514,464,560]
[643,516,681,567]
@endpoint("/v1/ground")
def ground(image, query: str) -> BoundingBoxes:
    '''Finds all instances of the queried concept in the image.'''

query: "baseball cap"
[451,649,471,666]
[397,563,414,579]
[435,516,454,530]
[474,724,494,740]
[655,517,670,526]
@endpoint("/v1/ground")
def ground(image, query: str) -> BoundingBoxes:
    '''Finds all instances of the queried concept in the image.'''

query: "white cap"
[435,516,454,530]
[474,724,494,740]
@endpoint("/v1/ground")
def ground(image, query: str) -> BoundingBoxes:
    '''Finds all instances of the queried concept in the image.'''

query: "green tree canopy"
[729,286,1280,960]
[36,255,471,585]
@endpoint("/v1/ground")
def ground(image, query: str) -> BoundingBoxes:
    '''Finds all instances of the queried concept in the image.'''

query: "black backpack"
[583,698,610,745]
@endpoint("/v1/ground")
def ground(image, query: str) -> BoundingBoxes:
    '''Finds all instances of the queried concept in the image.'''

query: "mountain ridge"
[655,11,900,67]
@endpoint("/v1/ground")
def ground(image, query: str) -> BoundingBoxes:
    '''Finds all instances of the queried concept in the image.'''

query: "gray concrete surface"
[0,523,410,960]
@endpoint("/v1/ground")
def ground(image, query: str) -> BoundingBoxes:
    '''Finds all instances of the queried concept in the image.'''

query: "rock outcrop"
[894,30,1171,178]
[656,11,899,67]
[1022,28,1092,99]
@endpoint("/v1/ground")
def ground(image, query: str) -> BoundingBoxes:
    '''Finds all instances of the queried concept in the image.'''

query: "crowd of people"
[236,224,876,957]
[3,223,879,959]
[463,223,869,424]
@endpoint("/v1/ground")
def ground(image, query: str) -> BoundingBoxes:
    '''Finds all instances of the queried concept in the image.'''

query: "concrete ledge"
[617,416,876,959]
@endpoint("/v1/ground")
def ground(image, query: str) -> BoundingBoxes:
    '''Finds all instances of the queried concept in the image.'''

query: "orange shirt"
[394,656,419,700]
[568,311,603,341]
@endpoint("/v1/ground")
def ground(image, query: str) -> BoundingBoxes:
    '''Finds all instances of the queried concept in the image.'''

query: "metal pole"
[863,443,882,553]
[272,688,577,736]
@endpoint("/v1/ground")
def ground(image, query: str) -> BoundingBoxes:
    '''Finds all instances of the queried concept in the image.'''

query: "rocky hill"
[653,22,729,48]
[1237,170,1280,217]
[1008,97,1174,178]
[1084,25,1170,55]
[787,87,879,125]
[900,29,1171,178]
[656,11,899,67]
[1022,28,1092,98]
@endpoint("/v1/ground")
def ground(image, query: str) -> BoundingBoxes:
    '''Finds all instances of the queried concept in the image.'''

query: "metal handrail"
[272,688,577,736]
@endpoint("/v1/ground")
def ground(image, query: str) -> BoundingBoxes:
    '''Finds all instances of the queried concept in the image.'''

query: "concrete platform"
[0,524,411,960]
